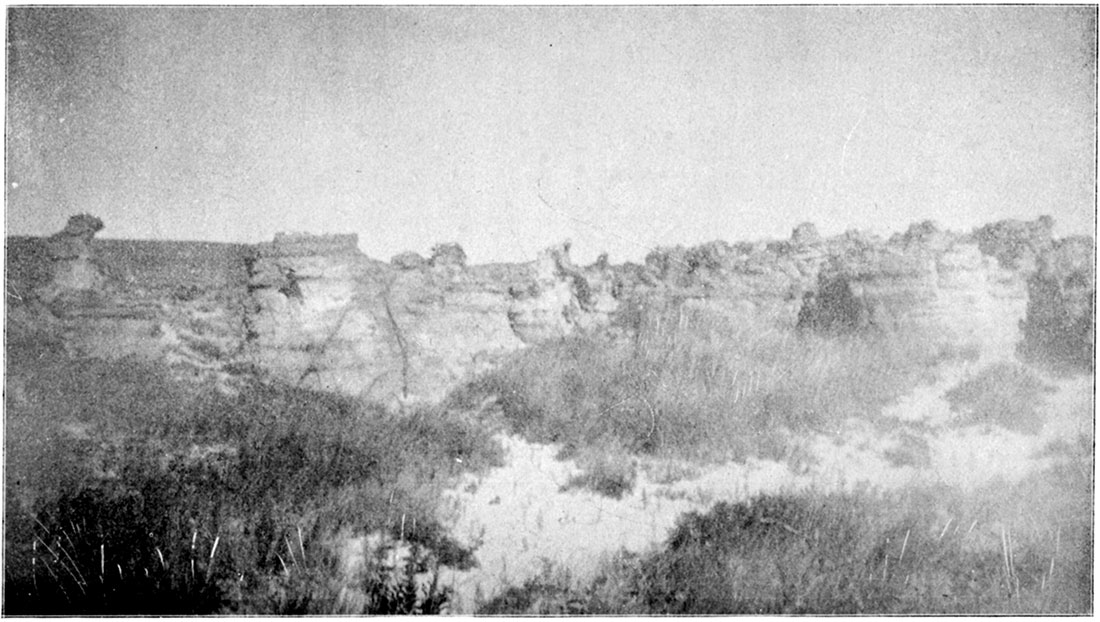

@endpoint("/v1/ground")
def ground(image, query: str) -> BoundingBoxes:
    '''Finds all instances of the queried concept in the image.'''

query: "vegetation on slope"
[457,293,1091,615]
[4,337,500,614]
[458,296,956,467]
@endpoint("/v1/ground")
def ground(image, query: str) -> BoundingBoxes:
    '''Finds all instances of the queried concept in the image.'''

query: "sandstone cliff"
[6,214,1092,404]
[796,221,1030,361]
[246,232,529,403]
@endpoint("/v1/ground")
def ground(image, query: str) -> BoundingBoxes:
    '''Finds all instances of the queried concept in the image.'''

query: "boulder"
[790,222,822,247]
[391,251,428,270]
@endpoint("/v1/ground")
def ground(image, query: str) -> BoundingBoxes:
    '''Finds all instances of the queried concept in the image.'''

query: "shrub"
[637,493,892,614]
[560,445,637,499]
[480,467,1092,614]
[944,363,1055,434]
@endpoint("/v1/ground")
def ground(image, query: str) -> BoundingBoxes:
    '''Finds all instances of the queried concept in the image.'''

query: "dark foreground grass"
[480,455,1093,615]
[457,297,955,466]
[4,340,500,614]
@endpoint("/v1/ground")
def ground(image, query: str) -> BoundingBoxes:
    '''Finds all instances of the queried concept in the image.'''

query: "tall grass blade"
[938,517,953,540]
[276,553,289,576]
[1047,526,1061,588]
[285,536,297,566]
[297,525,306,562]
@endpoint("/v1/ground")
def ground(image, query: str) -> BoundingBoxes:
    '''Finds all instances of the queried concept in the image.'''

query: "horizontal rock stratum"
[6,215,1093,402]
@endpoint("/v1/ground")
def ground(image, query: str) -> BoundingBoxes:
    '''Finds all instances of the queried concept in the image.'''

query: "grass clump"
[480,461,1092,614]
[559,445,637,499]
[944,363,1056,434]
[467,297,951,463]
[4,343,500,614]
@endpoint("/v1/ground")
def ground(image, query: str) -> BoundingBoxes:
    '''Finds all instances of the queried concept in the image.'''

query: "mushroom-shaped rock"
[38,214,107,299]
[46,213,104,260]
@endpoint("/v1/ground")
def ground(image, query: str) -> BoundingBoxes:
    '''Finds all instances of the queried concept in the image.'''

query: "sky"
[5,6,1097,265]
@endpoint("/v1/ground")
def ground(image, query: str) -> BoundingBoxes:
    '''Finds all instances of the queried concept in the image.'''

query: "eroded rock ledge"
[6,214,1093,402]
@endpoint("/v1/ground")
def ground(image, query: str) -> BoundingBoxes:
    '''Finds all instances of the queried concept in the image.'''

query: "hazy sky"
[6,6,1097,264]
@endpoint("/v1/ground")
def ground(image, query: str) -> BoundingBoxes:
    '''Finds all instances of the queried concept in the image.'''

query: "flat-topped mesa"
[257,232,361,258]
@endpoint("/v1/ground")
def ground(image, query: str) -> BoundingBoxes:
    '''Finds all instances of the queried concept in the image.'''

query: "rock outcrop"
[641,224,833,325]
[246,233,526,404]
[1019,236,1095,371]
[391,251,428,271]
[506,241,620,343]
[40,213,106,300]
[7,214,1092,404]
[6,217,251,390]
[797,221,1030,360]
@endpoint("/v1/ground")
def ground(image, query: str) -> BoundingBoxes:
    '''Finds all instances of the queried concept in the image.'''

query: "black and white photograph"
[4,5,1095,614]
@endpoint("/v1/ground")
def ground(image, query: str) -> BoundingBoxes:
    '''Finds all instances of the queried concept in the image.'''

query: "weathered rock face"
[40,213,106,300]
[6,218,252,391]
[245,233,527,404]
[797,221,1032,360]
[641,223,835,325]
[506,241,620,343]
[1019,236,1095,370]
[7,214,1092,405]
